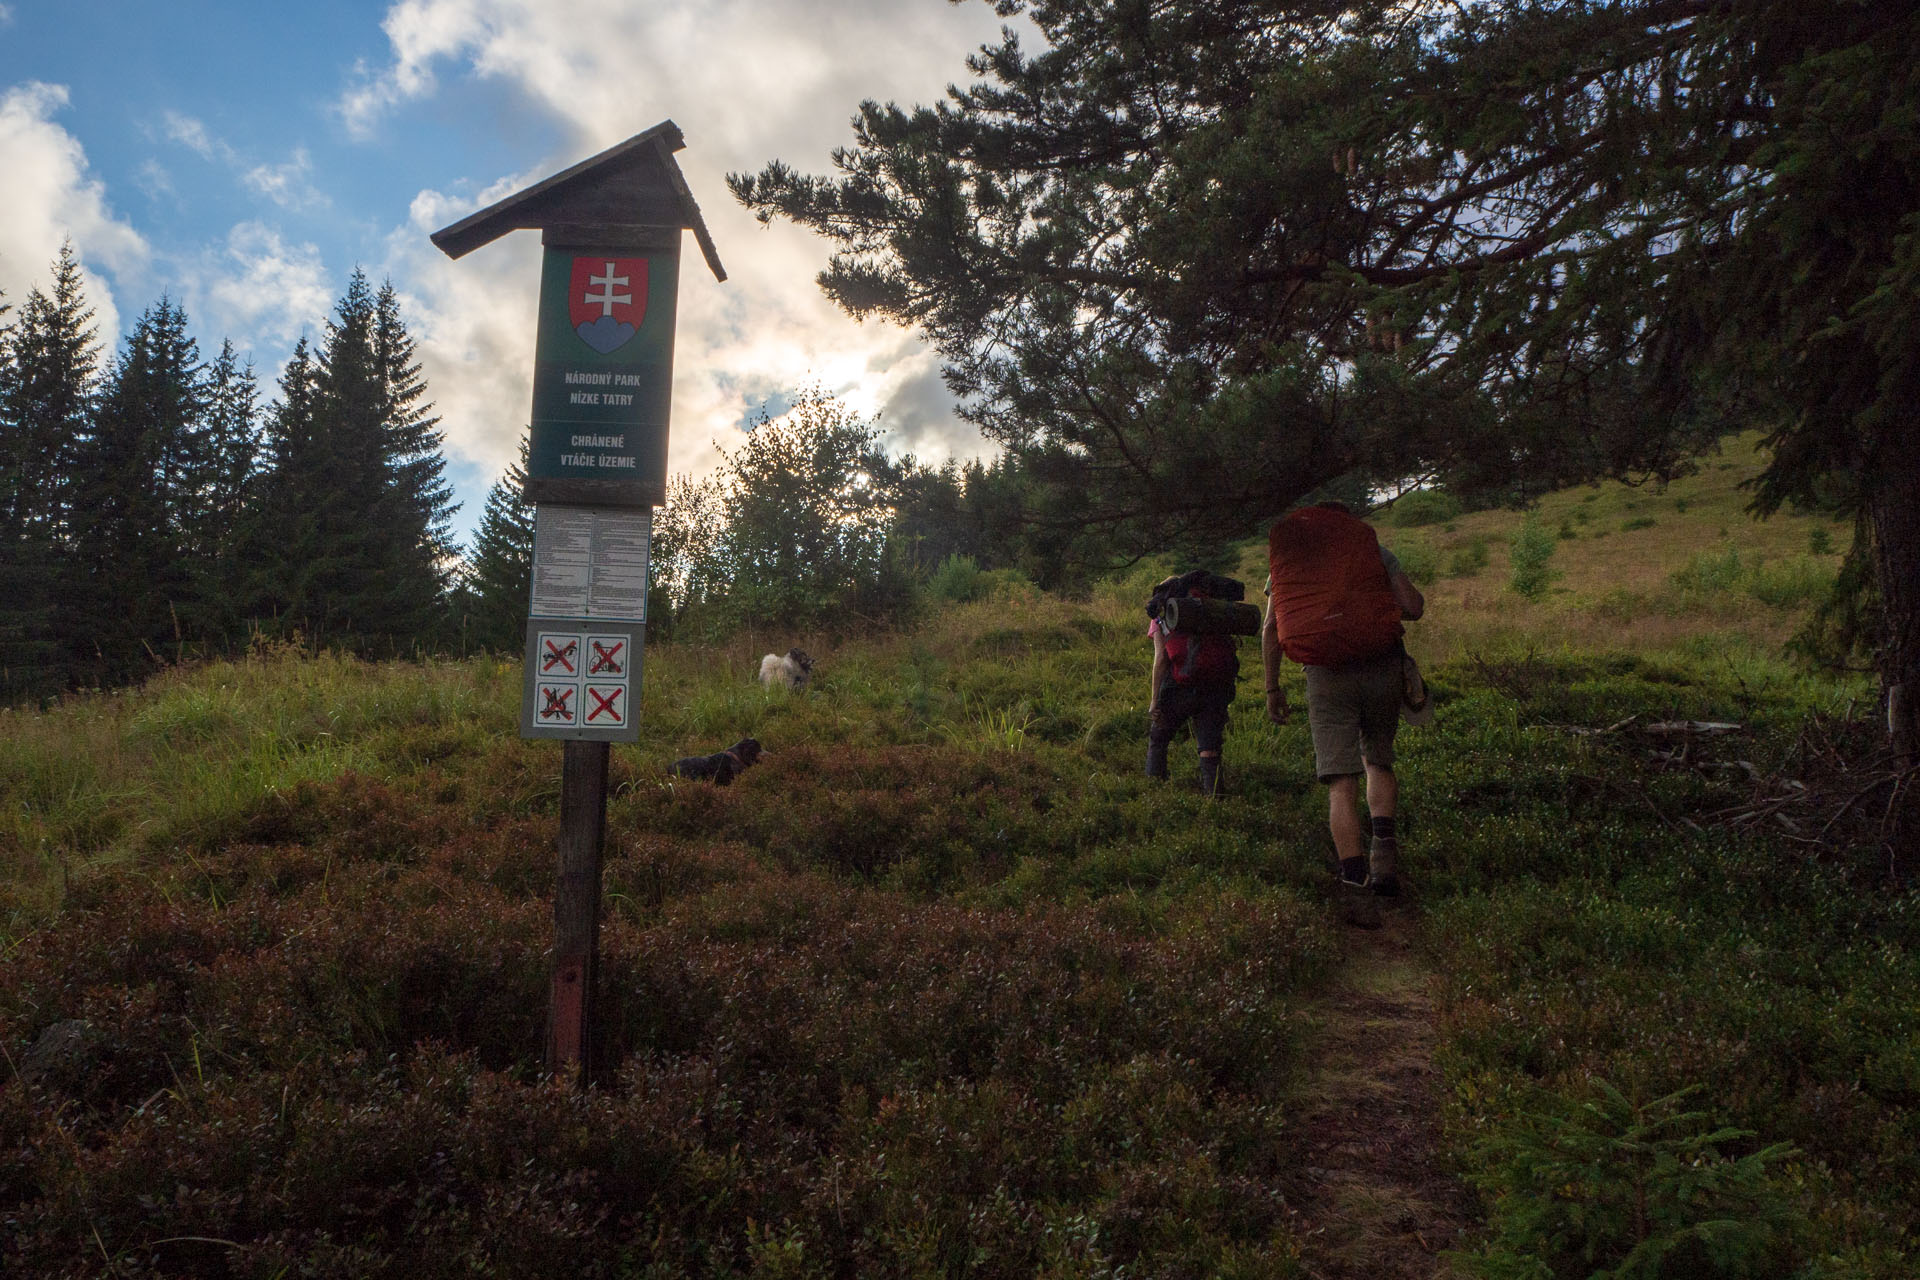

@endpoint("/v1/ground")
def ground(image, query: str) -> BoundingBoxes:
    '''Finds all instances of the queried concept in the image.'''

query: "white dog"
[758,647,814,690]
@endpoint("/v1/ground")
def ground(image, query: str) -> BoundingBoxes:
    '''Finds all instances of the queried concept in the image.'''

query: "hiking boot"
[1368,837,1399,893]
[1336,876,1383,929]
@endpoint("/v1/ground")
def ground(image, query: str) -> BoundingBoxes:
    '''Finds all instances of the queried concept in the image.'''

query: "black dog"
[667,737,764,786]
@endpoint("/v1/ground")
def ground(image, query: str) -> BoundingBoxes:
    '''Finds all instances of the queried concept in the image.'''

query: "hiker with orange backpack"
[1146,570,1248,796]
[1262,501,1426,897]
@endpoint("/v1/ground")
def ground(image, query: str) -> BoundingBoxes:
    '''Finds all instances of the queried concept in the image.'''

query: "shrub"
[1391,538,1441,585]
[927,553,988,603]
[1462,1081,1802,1280]
[1808,527,1834,556]
[1747,556,1833,609]
[1507,516,1559,599]
[1669,549,1832,610]
[1672,545,1745,596]
[1622,516,1657,532]
[1448,536,1491,578]
[1387,488,1464,527]
[981,566,1037,599]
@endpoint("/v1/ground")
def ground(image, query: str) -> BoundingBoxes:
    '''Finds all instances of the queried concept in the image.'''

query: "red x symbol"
[542,637,578,674]
[589,639,625,675]
[586,686,623,723]
[540,686,576,721]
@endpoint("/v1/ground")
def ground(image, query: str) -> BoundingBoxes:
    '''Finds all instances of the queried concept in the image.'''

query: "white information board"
[530,505,651,622]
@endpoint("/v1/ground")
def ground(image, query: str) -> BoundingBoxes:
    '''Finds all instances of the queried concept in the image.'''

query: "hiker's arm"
[1149,630,1168,714]
[1390,570,1425,621]
[1262,598,1290,725]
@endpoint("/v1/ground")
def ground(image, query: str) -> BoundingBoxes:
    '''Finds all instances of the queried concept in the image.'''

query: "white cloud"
[188,221,334,354]
[379,212,542,483]
[134,159,175,203]
[243,148,323,210]
[0,81,148,345]
[0,6,14,26]
[160,113,328,211]
[337,0,494,139]
[162,110,220,160]
[356,0,1017,496]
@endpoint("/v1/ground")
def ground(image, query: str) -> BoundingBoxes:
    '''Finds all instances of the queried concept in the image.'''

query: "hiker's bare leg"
[1328,774,1366,863]
[1364,762,1397,817]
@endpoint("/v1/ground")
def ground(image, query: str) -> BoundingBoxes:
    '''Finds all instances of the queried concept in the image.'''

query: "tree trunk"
[1867,439,1920,877]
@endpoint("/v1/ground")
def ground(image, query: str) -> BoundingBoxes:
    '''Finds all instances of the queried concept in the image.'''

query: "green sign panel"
[526,237,681,507]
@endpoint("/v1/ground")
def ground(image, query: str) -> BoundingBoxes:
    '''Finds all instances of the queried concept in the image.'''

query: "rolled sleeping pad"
[1162,595,1263,636]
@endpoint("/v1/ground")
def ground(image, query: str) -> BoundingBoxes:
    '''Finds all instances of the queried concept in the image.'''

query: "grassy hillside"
[2,436,1912,1278]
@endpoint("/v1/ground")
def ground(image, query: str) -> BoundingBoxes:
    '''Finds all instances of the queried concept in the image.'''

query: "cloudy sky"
[0,0,1021,549]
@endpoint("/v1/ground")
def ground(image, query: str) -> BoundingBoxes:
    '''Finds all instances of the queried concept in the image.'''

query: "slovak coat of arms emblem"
[568,257,649,354]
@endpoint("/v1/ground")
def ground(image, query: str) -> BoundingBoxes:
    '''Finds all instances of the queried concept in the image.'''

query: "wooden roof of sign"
[430,120,726,280]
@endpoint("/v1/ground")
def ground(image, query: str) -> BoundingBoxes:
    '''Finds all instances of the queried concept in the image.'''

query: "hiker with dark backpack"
[1146,570,1251,796]
[1262,502,1426,898]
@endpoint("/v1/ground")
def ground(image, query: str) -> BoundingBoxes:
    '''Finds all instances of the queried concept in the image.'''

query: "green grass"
[0,435,1909,1278]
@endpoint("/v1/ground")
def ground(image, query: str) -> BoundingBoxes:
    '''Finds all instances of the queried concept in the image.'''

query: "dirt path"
[1281,903,1476,1279]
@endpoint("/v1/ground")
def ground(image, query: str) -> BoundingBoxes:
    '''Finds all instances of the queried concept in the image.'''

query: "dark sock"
[1371,815,1397,843]
[1198,755,1221,796]
[1339,855,1367,885]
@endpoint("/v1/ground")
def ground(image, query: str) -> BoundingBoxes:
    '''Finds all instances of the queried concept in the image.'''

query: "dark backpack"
[1148,571,1246,687]
[1147,570,1246,612]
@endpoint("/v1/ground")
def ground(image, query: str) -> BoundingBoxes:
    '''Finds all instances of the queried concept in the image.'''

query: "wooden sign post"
[432,121,725,1084]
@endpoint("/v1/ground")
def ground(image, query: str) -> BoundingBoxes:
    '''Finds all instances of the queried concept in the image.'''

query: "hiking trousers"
[1150,680,1234,756]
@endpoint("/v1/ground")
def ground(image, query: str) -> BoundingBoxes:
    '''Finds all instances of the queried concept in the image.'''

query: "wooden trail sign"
[432,120,725,1084]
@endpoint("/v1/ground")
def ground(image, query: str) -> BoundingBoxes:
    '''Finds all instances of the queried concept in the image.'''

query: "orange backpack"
[1267,507,1403,666]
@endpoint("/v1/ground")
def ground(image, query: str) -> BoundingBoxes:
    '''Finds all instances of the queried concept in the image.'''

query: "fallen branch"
[1643,721,1743,736]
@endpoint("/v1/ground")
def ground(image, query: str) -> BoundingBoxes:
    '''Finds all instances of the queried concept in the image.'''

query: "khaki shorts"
[1303,651,1402,781]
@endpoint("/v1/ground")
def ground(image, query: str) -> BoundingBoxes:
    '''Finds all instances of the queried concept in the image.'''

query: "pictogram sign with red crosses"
[521,620,642,741]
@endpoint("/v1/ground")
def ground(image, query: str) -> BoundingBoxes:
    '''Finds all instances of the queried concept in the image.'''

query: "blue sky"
[0,0,1015,549]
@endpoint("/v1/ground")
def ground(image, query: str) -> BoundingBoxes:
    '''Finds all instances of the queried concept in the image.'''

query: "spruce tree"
[195,341,261,645]
[458,432,534,653]
[365,279,456,645]
[249,272,456,652]
[0,244,100,699]
[0,280,28,701]
[0,244,97,538]
[303,270,390,645]
[69,297,209,684]
[241,337,320,639]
